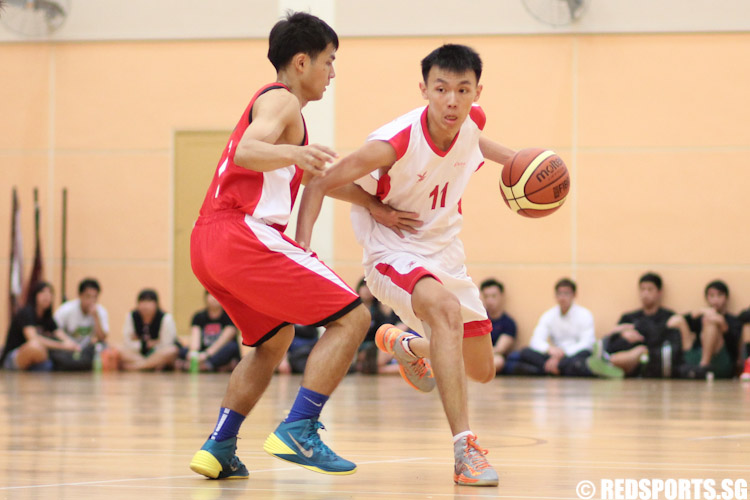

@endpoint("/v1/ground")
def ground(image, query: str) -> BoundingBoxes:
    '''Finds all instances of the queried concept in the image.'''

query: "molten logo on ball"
[500,148,570,218]
[535,157,565,183]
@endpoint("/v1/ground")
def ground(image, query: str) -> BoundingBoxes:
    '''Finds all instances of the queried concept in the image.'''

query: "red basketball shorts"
[190,210,361,346]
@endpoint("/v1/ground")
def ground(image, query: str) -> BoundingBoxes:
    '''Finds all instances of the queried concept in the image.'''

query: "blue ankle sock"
[210,407,245,441]
[284,386,329,423]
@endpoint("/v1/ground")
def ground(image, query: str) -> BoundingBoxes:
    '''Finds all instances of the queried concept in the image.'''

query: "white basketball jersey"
[351,105,486,260]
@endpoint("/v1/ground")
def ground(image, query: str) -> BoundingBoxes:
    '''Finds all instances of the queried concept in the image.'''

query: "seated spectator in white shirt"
[49,278,110,370]
[519,278,622,378]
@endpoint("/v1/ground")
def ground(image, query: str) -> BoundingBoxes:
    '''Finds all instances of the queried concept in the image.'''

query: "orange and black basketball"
[499,148,570,218]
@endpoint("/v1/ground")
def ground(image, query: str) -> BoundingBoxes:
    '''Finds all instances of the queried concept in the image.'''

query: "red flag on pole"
[8,187,24,318]
[23,188,43,306]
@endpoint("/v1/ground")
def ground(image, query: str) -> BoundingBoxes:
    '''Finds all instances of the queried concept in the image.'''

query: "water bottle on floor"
[661,341,672,378]
[93,343,103,373]
[189,351,200,374]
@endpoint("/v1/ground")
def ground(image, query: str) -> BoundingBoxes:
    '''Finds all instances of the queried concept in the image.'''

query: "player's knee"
[424,293,462,329]
[260,325,294,357]
[467,359,495,383]
[474,368,495,384]
[340,304,370,341]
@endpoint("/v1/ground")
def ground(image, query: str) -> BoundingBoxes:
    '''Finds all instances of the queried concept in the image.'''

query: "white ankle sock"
[453,430,473,444]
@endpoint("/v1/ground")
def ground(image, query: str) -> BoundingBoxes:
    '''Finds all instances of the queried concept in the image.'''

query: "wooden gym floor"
[0,372,748,499]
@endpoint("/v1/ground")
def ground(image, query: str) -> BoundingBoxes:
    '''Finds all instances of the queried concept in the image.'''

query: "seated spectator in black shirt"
[603,272,682,377]
[479,278,517,375]
[670,280,741,379]
[1,281,79,371]
[176,291,241,372]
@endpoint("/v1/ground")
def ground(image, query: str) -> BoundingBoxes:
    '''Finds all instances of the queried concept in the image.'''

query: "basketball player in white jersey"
[296,44,516,487]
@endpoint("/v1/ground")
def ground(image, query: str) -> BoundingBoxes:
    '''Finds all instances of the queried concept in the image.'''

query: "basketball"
[499,148,570,218]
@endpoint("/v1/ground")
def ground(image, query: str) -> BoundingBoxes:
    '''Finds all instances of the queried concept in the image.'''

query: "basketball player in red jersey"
[297,45,517,486]
[189,12,419,479]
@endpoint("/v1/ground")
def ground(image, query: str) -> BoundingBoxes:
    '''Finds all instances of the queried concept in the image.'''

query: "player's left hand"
[370,203,422,238]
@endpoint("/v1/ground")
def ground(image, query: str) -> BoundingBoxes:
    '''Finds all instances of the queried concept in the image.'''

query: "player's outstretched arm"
[479,136,516,166]
[233,90,337,175]
[295,140,398,250]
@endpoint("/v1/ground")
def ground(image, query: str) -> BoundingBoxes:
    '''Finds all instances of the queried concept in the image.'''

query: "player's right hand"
[295,144,338,176]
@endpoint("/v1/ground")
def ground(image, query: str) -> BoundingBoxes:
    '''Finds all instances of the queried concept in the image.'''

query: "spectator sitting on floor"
[479,278,517,375]
[602,272,682,378]
[119,289,179,371]
[519,278,623,379]
[669,280,742,379]
[176,290,241,372]
[50,278,110,371]
[1,281,79,371]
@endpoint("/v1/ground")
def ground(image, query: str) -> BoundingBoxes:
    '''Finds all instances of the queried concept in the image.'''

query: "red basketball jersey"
[199,83,307,232]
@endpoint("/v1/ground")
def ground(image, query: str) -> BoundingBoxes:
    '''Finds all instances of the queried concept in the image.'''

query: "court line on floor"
[5,448,750,470]
[93,483,581,499]
[688,433,750,441]
[3,460,746,493]
[0,456,430,491]
[21,447,750,461]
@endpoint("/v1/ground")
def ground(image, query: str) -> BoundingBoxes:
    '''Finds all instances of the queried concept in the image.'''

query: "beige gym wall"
[2,30,749,346]
[1,39,275,342]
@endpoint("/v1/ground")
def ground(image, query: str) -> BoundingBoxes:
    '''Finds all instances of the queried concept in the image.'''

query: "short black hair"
[421,44,483,83]
[137,288,159,303]
[480,278,504,293]
[705,280,729,298]
[268,11,338,72]
[78,278,101,295]
[555,278,576,294]
[639,272,662,291]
